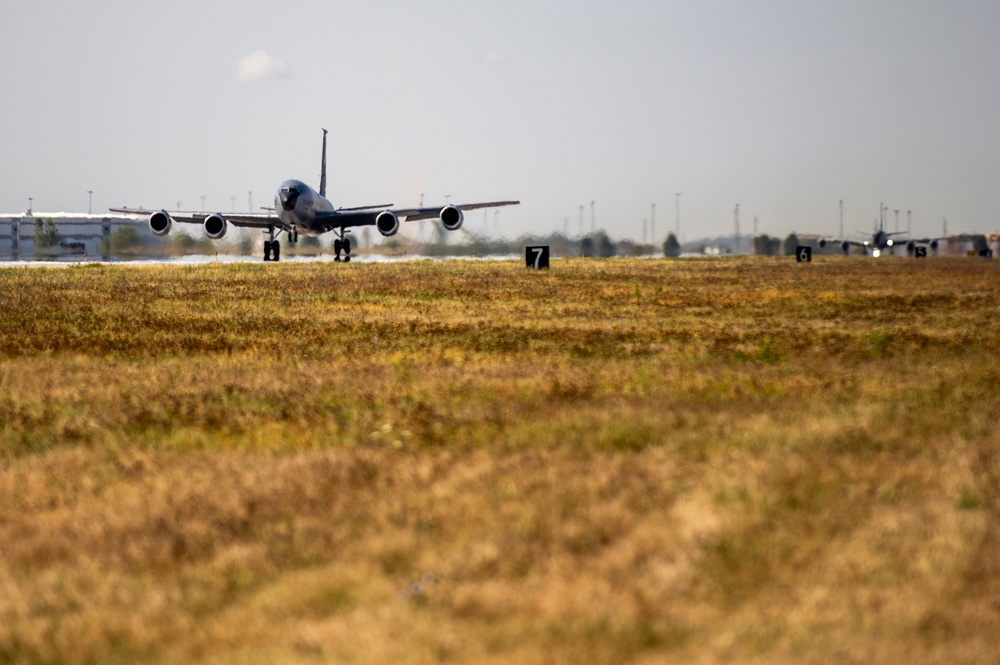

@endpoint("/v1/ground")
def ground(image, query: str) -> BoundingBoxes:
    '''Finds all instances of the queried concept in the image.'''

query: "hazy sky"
[3,0,999,240]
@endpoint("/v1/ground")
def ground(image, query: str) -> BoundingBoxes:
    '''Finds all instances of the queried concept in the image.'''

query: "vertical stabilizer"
[319,128,328,198]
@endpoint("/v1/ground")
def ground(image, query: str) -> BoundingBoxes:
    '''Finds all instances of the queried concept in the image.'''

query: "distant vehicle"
[112,130,519,262]
[58,240,85,252]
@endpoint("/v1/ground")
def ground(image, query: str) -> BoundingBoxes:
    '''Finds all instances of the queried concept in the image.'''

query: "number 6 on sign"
[526,245,550,270]
[796,245,812,263]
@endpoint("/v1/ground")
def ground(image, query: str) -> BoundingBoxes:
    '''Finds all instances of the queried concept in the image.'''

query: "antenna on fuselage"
[319,128,328,198]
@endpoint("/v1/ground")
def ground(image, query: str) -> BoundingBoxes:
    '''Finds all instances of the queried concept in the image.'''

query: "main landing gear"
[263,225,284,262]
[331,225,352,262]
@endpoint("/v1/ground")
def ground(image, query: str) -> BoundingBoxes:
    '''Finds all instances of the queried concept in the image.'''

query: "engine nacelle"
[930,240,939,251]
[440,205,464,231]
[841,241,850,255]
[376,210,400,237]
[149,210,173,237]
[204,213,228,240]
[819,238,827,248]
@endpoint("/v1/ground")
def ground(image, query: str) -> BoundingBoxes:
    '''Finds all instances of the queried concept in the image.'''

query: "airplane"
[819,203,946,257]
[111,129,520,262]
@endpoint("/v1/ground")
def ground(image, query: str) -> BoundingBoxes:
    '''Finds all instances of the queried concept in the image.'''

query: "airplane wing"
[388,200,521,222]
[109,207,286,230]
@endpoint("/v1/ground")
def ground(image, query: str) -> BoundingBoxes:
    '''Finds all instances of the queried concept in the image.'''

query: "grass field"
[1,256,999,664]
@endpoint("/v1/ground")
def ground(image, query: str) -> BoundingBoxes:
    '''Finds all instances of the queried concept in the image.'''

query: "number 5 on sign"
[526,245,550,269]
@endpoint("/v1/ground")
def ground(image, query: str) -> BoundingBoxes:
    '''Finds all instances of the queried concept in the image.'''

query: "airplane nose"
[279,187,300,211]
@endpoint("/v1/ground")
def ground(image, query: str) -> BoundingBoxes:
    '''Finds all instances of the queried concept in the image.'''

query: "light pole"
[590,201,596,232]
[675,193,681,239]
[87,190,94,215]
[734,203,740,253]
[28,197,33,215]
[894,209,899,233]
[907,210,912,237]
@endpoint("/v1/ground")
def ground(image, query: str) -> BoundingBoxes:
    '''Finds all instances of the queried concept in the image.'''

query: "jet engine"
[204,214,228,240]
[376,210,400,237]
[819,239,827,248]
[149,210,173,237]
[440,205,464,231]
[841,241,850,255]
[930,240,939,251]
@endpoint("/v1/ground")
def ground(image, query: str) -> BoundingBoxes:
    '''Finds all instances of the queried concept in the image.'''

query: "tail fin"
[319,128,328,198]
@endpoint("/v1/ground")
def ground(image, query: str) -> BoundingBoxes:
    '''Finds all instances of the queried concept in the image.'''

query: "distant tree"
[596,231,616,257]
[663,232,681,258]
[754,234,775,256]
[782,232,799,256]
[300,235,321,249]
[34,217,60,249]
[580,236,595,257]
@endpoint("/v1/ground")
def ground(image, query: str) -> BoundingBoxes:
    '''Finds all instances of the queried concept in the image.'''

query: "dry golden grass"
[1,256,999,664]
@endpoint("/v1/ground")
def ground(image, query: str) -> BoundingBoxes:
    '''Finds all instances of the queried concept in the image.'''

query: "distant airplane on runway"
[112,129,519,262]
[819,203,950,257]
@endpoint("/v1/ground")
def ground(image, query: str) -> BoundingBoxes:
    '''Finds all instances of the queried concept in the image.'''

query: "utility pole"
[734,203,740,253]
[675,192,681,238]
[87,190,94,215]
[28,197,33,215]
[894,209,899,233]
[839,199,844,239]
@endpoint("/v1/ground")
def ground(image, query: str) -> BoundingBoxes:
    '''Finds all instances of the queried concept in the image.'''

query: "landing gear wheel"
[263,240,272,262]
[333,238,343,262]
[272,241,280,262]
[343,238,352,255]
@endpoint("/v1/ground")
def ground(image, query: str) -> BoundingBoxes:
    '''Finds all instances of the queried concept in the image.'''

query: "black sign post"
[795,245,812,263]
[526,245,550,270]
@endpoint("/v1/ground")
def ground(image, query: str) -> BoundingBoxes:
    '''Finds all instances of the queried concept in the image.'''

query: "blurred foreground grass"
[1,256,999,664]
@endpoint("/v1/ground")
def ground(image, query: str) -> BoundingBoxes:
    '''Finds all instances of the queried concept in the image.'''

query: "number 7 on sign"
[525,245,550,270]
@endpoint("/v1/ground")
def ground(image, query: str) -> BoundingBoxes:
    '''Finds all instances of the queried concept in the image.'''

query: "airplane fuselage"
[275,179,335,235]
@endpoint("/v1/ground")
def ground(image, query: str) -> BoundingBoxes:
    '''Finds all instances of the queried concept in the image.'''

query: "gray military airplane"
[819,203,947,257]
[112,129,520,262]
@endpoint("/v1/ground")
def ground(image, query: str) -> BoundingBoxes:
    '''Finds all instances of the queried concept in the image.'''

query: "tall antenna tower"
[87,190,93,214]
